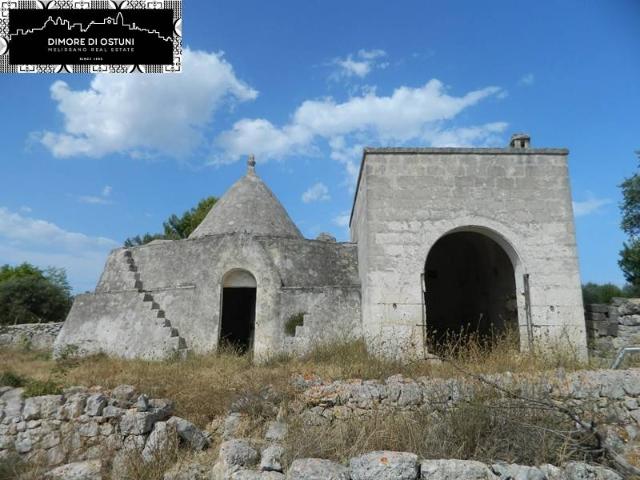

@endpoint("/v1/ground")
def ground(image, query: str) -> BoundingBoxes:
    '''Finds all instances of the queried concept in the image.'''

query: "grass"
[0,332,621,479]
[284,389,597,467]
[0,330,587,429]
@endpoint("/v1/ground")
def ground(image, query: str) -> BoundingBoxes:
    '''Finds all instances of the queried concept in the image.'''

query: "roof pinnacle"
[247,154,256,175]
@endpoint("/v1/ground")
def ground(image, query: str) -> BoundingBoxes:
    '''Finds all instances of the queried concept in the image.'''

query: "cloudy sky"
[0,1,638,292]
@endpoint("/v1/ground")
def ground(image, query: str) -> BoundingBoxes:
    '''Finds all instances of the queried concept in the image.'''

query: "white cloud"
[424,122,509,147]
[573,196,612,217]
[518,73,535,86]
[331,49,388,80]
[302,182,331,203]
[39,48,257,159]
[0,207,118,292]
[19,206,32,213]
[332,212,351,228]
[78,184,113,205]
[216,79,506,187]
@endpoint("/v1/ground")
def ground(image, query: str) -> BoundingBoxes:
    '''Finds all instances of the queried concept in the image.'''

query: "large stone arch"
[419,218,530,351]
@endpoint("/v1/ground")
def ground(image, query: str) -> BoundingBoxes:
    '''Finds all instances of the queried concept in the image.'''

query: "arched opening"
[219,269,257,353]
[424,230,518,348]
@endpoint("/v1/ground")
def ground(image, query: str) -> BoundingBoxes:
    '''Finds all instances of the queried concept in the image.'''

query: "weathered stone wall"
[351,147,587,359]
[194,368,637,480]
[0,323,63,350]
[296,369,640,427]
[0,384,209,475]
[58,232,361,361]
[586,298,640,359]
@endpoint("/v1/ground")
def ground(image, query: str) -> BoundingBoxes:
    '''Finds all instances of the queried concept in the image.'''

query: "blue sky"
[0,0,638,292]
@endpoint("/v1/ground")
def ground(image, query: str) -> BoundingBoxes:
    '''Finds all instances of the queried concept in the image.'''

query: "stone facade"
[351,141,586,359]
[586,298,640,360]
[55,135,587,361]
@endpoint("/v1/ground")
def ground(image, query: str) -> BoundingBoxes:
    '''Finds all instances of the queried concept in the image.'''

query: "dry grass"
[0,333,605,479]
[284,389,597,467]
[0,331,588,429]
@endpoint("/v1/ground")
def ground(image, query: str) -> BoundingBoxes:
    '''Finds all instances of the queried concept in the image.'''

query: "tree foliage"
[0,263,72,325]
[124,196,217,247]
[582,282,623,305]
[619,151,640,286]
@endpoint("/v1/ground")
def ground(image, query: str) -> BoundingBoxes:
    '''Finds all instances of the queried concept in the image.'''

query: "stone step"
[150,302,160,310]
[123,250,132,258]
[163,327,179,337]
[166,336,187,350]
[156,310,165,319]
[135,280,144,291]
[142,293,153,302]
[156,318,170,328]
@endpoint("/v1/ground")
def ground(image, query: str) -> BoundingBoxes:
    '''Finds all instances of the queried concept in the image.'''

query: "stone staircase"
[123,249,188,358]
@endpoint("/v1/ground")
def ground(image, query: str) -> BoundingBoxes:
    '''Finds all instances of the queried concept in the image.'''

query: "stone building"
[55,134,588,360]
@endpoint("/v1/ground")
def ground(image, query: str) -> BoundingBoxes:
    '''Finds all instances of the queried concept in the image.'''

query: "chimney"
[509,133,530,149]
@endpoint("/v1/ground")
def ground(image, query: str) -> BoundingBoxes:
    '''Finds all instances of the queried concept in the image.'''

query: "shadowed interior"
[220,287,256,353]
[424,231,518,346]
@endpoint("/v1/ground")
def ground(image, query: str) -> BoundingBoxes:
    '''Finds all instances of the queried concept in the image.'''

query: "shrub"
[23,379,63,398]
[284,312,305,337]
[582,282,626,305]
[0,370,26,387]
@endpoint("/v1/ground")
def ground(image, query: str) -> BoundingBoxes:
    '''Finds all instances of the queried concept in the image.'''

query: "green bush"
[0,263,72,325]
[284,312,305,337]
[23,379,63,398]
[0,370,26,387]
[582,282,626,305]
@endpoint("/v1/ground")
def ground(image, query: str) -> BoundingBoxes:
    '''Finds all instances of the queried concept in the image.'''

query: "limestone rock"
[168,416,210,450]
[1,388,24,417]
[142,421,177,462]
[287,458,350,480]
[119,411,157,435]
[223,412,244,440]
[233,470,285,479]
[111,385,136,407]
[563,462,622,480]
[85,394,107,417]
[219,439,259,468]
[492,463,546,480]
[350,451,419,480]
[421,459,496,479]
[62,394,87,419]
[265,421,287,442]
[136,394,150,412]
[260,443,284,472]
[23,395,63,421]
[45,460,102,480]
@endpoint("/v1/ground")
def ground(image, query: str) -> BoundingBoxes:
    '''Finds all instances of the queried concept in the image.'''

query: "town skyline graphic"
[10,11,172,43]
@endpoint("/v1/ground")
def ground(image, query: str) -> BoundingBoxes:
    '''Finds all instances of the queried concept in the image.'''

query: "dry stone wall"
[586,298,640,359]
[295,369,640,422]
[0,322,63,350]
[0,384,209,477]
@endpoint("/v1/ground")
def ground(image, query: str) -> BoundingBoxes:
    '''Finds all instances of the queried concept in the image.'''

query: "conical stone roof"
[189,156,303,239]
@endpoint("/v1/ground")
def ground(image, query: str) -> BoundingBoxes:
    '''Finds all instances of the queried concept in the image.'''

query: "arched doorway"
[219,269,257,353]
[424,230,518,347]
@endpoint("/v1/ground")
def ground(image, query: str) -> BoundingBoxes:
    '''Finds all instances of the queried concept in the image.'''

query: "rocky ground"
[2,367,639,479]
